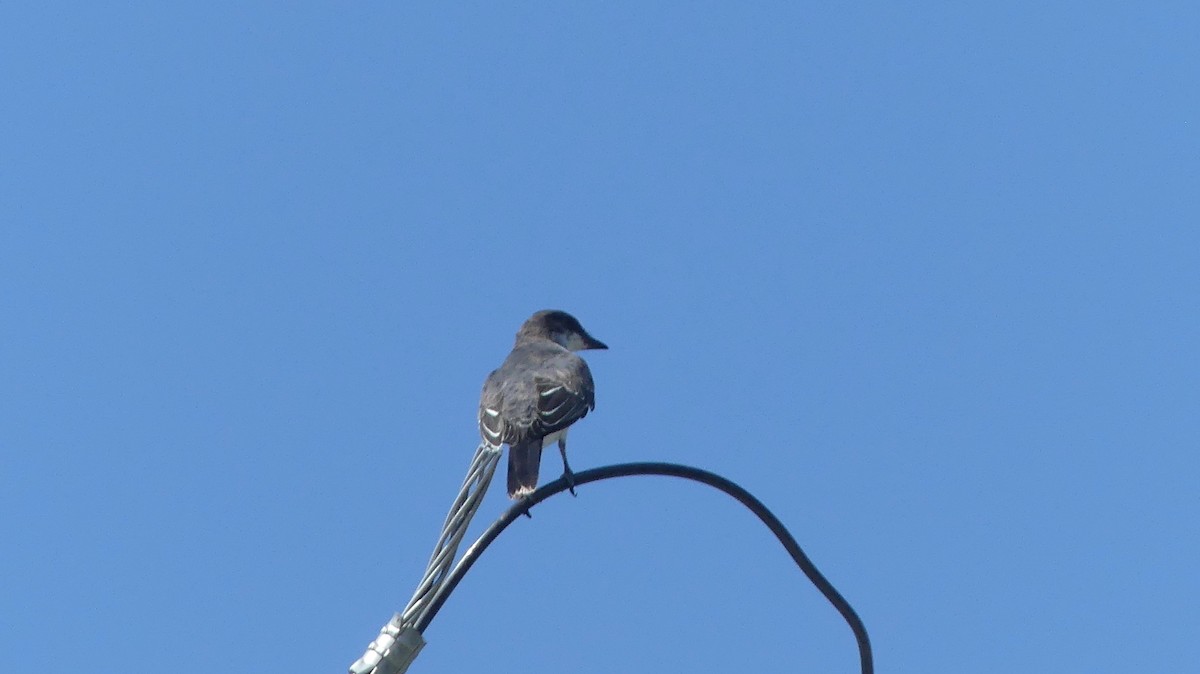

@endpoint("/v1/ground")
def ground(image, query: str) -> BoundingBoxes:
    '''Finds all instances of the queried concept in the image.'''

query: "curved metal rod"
[415,462,873,674]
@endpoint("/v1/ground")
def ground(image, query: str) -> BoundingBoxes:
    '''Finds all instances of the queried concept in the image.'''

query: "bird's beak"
[585,334,608,350]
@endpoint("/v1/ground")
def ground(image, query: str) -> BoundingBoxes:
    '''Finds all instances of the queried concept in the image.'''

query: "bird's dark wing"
[530,352,596,437]
[532,379,592,435]
[478,369,510,448]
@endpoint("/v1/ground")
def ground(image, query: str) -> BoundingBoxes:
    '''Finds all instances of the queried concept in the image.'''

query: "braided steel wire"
[348,444,501,674]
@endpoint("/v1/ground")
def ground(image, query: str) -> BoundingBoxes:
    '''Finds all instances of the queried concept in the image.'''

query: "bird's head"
[517,310,608,351]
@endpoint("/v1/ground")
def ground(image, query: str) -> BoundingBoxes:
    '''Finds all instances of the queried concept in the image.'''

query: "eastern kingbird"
[479,310,607,499]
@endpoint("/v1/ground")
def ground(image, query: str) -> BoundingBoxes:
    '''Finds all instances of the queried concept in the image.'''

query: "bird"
[479,310,607,499]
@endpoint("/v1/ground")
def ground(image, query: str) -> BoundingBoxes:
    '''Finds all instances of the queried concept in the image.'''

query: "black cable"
[415,462,873,674]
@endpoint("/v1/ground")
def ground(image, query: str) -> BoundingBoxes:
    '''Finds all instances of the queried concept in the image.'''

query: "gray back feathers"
[479,340,596,449]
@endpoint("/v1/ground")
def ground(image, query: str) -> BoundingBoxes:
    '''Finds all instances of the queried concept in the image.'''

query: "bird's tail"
[507,440,542,498]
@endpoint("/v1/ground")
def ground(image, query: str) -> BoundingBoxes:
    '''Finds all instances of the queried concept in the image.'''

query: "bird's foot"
[557,439,577,496]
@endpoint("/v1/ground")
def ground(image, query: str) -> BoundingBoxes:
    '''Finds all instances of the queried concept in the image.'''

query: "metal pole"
[351,461,874,674]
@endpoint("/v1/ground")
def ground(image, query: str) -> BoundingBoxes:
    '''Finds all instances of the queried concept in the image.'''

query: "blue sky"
[2,3,1197,672]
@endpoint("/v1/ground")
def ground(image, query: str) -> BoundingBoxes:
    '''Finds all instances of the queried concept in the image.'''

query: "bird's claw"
[556,439,579,497]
